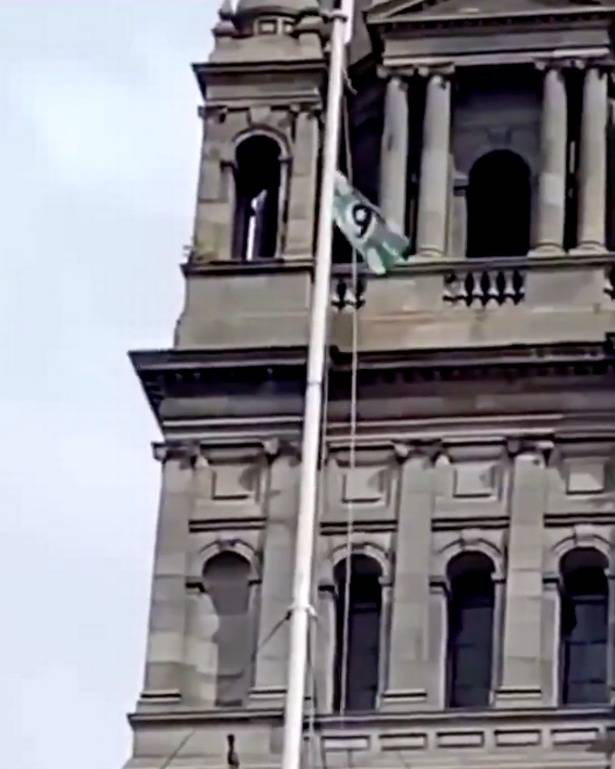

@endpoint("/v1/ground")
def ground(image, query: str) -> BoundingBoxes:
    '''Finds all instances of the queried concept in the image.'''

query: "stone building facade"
[125,1,615,768]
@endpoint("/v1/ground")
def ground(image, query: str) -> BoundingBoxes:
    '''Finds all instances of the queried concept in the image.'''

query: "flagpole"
[280,8,348,769]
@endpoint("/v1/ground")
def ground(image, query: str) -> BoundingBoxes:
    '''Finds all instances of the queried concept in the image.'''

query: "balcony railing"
[443,267,526,306]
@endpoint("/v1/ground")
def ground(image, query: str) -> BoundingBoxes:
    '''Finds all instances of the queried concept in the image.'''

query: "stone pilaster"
[141,444,196,702]
[315,583,336,713]
[285,108,319,259]
[531,65,568,255]
[249,447,299,708]
[575,66,609,253]
[541,575,561,707]
[382,446,435,710]
[491,576,506,704]
[428,579,448,709]
[416,71,452,259]
[608,573,615,705]
[496,442,549,707]
[379,76,409,234]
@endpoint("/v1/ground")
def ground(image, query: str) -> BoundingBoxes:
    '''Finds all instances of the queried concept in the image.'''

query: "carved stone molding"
[151,441,201,466]
[505,436,555,464]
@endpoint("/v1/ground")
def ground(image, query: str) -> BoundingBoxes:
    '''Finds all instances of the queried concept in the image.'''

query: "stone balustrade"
[443,266,526,306]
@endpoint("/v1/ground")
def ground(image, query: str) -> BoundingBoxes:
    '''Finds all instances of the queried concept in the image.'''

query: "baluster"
[495,270,507,305]
[512,269,525,304]
[480,270,492,305]
[464,272,475,306]
[443,272,461,304]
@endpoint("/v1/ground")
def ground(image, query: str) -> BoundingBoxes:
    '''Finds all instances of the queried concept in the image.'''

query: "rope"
[158,730,195,769]
[338,77,360,717]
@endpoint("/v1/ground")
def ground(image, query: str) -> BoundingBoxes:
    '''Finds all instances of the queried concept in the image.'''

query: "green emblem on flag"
[333,172,412,275]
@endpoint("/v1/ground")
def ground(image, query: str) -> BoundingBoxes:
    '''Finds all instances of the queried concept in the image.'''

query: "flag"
[333,172,412,275]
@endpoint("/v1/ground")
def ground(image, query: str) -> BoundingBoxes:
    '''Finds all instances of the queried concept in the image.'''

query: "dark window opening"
[466,150,531,258]
[560,549,608,706]
[565,70,583,252]
[333,555,382,712]
[203,552,251,706]
[447,552,495,709]
[233,136,281,261]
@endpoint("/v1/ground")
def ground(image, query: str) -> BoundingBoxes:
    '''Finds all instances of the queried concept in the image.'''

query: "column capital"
[415,64,455,84]
[534,56,611,73]
[376,66,408,87]
[151,441,202,466]
[505,436,554,464]
[393,440,442,464]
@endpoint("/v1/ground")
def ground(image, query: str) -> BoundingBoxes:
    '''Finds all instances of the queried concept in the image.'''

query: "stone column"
[286,109,319,259]
[416,71,452,258]
[250,449,299,708]
[379,76,409,233]
[496,445,548,707]
[141,445,194,701]
[382,448,435,710]
[575,66,609,253]
[531,66,568,255]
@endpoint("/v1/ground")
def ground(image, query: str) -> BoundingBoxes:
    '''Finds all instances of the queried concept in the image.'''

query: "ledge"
[128,701,612,727]
[130,339,615,422]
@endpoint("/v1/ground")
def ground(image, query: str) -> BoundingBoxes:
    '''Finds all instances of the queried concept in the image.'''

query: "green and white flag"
[333,172,412,275]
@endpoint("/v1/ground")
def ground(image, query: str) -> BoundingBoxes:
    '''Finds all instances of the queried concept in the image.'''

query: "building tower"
[126,2,615,768]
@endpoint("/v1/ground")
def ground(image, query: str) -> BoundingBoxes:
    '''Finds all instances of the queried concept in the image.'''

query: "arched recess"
[232,133,284,261]
[466,150,531,258]
[192,539,261,584]
[202,551,252,706]
[435,534,504,582]
[446,551,495,709]
[333,554,382,713]
[559,547,609,706]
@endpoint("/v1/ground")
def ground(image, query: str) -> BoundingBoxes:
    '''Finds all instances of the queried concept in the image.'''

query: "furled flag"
[333,172,412,275]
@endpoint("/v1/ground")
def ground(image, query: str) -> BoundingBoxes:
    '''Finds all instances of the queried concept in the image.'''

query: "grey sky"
[0,2,217,766]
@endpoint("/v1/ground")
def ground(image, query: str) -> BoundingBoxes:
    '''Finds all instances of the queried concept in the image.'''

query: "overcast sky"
[0,2,217,767]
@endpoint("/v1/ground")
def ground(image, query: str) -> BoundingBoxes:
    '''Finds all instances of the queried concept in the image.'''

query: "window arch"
[466,150,531,258]
[560,548,609,706]
[333,554,382,712]
[202,551,252,706]
[446,552,495,708]
[232,135,282,261]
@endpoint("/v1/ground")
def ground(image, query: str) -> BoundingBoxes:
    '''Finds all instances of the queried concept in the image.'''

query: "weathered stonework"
[124,1,615,768]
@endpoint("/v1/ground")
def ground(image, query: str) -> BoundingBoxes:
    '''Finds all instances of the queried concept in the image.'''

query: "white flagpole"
[280,7,349,769]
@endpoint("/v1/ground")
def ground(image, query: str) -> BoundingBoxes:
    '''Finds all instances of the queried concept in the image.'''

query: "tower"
[126,2,615,769]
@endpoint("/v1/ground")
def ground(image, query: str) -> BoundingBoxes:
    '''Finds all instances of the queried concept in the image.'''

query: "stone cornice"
[131,339,615,422]
[367,3,615,31]
[192,58,325,100]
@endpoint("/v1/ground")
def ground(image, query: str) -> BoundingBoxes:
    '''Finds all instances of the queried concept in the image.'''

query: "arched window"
[466,150,531,258]
[233,135,282,261]
[446,552,495,708]
[333,555,382,712]
[560,548,608,706]
[202,552,252,706]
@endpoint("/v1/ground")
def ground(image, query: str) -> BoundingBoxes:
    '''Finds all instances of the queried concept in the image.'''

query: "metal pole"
[280,9,348,769]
